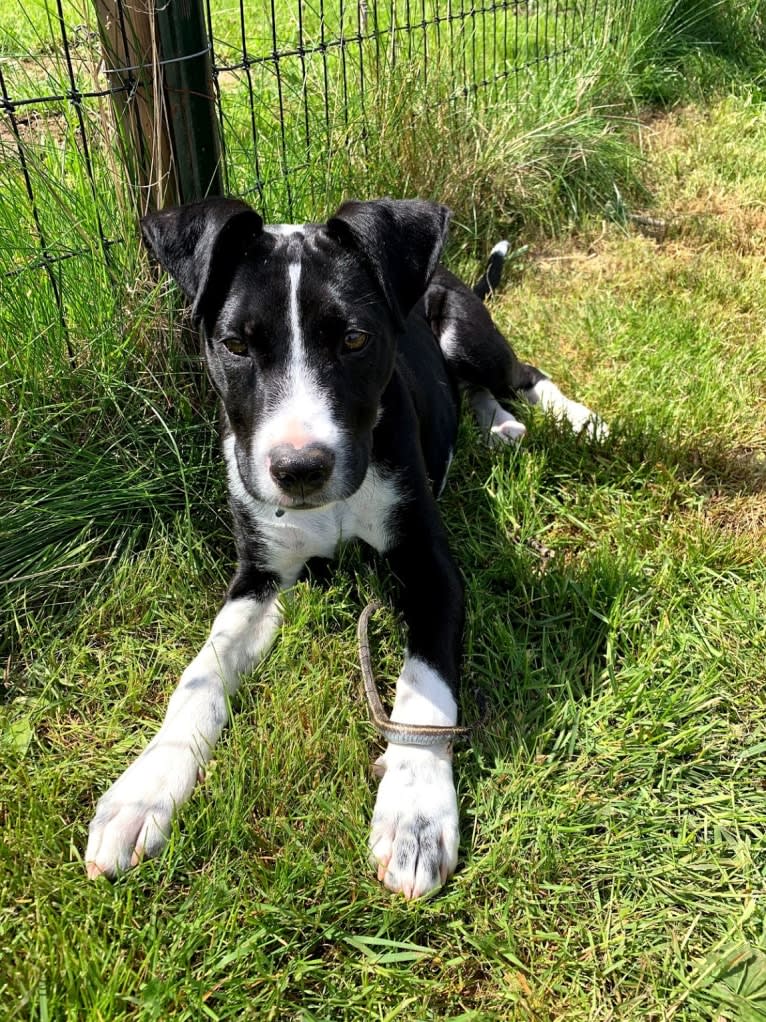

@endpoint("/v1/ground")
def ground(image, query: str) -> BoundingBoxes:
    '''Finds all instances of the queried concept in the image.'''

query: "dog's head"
[141,197,450,509]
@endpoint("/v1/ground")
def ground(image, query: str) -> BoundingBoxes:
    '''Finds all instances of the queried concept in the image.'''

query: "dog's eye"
[221,336,248,357]
[343,329,369,353]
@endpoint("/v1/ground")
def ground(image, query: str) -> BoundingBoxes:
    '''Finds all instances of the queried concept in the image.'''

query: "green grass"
[4,93,766,1020]
[3,1,766,1019]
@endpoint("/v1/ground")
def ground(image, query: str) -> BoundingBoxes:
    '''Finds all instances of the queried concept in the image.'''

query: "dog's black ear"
[140,198,264,322]
[327,198,451,327]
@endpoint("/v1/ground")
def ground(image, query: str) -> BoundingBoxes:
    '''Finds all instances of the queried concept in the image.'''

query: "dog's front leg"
[370,518,464,899]
[86,570,283,879]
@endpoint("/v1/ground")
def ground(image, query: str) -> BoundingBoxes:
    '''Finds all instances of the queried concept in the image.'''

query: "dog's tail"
[472,240,510,302]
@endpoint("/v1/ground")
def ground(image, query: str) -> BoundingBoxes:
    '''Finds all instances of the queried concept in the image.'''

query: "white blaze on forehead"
[277,256,336,445]
[250,248,342,498]
[288,261,302,354]
[264,223,304,237]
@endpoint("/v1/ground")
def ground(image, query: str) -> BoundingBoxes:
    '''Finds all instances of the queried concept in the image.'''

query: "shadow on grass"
[418,416,761,753]
[520,415,766,499]
[0,378,227,667]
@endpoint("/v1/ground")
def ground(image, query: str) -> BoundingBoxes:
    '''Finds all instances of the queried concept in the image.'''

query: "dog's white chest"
[249,466,400,577]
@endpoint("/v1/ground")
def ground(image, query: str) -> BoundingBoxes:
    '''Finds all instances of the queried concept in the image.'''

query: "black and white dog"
[85,197,603,899]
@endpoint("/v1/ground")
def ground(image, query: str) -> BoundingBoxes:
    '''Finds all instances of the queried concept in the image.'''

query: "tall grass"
[610,0,766,101]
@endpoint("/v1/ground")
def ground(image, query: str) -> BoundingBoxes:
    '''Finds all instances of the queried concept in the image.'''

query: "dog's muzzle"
[268,442,336,500]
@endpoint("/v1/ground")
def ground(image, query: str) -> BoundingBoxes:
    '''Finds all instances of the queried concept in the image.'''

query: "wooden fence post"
[94,0,222,212]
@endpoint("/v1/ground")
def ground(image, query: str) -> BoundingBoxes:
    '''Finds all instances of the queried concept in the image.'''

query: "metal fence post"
[155,0,223,204]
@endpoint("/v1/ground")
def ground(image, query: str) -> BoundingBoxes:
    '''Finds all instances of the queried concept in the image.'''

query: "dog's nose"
[268,443,336,498]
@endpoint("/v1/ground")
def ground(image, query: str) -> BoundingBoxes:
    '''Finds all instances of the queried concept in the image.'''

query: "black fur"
[140,196,547,703]
[86,196,599,894]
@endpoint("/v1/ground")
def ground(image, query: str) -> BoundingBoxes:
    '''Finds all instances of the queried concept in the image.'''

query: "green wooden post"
[155,0,223,203]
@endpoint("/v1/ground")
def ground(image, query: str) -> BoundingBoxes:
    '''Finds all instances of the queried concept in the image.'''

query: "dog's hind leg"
[426,267,541,444]
[425,266,606,441]
[515,376,608,439]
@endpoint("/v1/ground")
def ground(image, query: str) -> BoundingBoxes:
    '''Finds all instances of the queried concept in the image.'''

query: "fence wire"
[0,0,602,336]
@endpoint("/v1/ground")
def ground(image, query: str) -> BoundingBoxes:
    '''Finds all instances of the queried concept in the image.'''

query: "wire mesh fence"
[0,0,603,337]
[211,0,603,219]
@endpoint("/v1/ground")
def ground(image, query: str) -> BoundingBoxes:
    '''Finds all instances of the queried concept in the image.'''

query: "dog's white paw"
[369,745,459,900]
[85,743,199,879]
[559,400,609,441]
[526,379,608,441]
[490,418,527,446]
[468,389,527,447]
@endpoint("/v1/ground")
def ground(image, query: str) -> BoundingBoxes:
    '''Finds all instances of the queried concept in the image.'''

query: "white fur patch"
[177,595,282,698]
[523,378,608,440]
[248,255,343,501]
[287,261,302,353]
[225,435,402,576]
[369,656,460,899]
[86,595,281,879]
[469,387,527,444]
[438,324,459,361]
[389,655,458,727]
[436,448,454,498]
[264,223,304,237]
[250,461,403,578]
